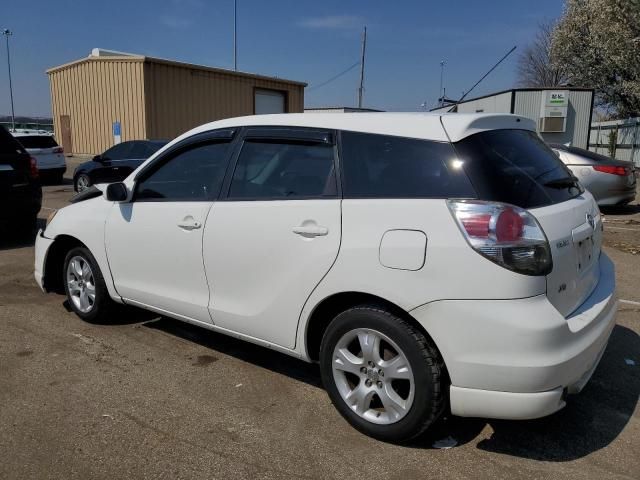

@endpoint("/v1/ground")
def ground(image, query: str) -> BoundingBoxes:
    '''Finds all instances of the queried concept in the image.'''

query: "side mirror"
[105,182,128,202]
[92,154,103,162]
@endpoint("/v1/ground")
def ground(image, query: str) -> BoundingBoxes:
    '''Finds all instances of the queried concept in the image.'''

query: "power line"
[307,61,360,92]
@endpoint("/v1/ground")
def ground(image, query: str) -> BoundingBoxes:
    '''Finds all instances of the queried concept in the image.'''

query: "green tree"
[552,0,640,117]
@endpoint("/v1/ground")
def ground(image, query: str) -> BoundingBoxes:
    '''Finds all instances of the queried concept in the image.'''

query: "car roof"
[180,112,536,144]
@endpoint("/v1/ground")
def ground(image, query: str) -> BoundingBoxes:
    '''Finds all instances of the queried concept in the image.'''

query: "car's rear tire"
[75,174,91,192]
[319,306,445,442]
[63,246,117,323]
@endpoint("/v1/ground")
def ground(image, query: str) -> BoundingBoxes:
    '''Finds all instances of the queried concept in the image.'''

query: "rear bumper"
[410,253,617,420]
[39,166,66,175]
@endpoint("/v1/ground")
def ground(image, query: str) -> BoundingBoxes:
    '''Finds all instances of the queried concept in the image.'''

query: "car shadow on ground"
[410,324,640,459]
[143,316,322,387]
[601,203,640,216]
[142,315,638,459]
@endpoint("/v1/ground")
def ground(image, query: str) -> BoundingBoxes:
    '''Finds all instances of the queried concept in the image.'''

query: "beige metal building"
[47,49,306,154]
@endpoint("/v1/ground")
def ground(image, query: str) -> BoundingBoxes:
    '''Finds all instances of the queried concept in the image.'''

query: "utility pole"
[438,60,446,107]
[233,0,237,71]
[2,29,15,131]
[357,26,367,108]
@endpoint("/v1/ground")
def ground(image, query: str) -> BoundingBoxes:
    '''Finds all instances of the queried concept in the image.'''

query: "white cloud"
[298,15,365,30]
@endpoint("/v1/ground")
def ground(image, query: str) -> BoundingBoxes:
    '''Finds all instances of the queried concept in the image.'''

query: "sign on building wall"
[112,121,121,144]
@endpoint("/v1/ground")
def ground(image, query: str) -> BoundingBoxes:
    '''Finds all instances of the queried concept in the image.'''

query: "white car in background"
[12,132,66,183]
[34,113,617,442]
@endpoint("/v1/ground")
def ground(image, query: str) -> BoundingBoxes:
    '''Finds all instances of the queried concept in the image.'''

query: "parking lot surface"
[1,158,638,479]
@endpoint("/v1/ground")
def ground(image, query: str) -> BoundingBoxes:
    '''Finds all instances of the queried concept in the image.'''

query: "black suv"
[0,125,42,237]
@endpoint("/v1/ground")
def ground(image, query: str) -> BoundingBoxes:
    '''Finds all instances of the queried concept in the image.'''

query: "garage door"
[255,89,286,114]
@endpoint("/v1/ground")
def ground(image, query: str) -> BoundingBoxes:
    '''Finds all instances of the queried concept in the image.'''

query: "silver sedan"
[550,144,637,206]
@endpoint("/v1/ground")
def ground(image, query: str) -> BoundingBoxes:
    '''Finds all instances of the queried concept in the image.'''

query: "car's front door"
[105,131,235,322]
[203,127,342,348]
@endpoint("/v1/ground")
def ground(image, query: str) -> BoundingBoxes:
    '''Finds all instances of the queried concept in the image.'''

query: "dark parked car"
[73,140,167,192]
[0,125,42,237]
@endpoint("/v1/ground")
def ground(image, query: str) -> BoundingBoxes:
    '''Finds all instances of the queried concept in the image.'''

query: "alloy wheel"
[66,255,96,313]
[331,328,415,425]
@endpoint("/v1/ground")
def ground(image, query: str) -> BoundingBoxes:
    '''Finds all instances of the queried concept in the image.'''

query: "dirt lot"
[1,159,638,479]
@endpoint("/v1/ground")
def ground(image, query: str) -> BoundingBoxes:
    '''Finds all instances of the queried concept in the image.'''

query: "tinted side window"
[129,142,152,159]
[454,129,579,208]
[340,131,475,198]
[228,140,336,199]
[103,142,133,160]
[136,141,231,201]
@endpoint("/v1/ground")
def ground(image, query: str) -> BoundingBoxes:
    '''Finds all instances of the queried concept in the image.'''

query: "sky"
[1,0,564,117]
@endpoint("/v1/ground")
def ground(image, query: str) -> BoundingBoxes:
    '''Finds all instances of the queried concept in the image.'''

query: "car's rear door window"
[454,129,581,208]
[339,131,475,198]
[228,130,337,199]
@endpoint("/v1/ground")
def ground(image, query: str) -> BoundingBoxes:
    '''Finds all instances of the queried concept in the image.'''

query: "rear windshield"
[15,135,58,149]
[454,129,581,209]
[340,131,476,198]
[0,127,26,156]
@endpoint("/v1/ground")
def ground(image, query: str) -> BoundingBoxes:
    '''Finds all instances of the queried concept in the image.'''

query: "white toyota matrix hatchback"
[35,113,617,442]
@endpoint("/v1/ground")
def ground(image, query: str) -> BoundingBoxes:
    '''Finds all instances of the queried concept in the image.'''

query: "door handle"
[292,224,328,237]
[177,220,202,231]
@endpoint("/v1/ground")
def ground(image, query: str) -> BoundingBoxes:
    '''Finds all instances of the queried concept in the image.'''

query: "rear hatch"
[452,128,602,317]
[0,127,33,192]
[14,134,63,169]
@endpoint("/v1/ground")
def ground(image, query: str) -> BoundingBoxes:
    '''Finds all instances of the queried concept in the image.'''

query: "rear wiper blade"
[544,177,579,189]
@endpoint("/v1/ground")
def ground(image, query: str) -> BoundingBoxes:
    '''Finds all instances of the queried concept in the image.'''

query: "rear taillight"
[448,200,552,276]
[593,165,629,176]
[29,156,39,179]
[53,146,64,154]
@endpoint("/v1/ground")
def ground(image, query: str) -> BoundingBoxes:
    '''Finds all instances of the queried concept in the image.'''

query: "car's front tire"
[319,306,445,442]
[74,174,91,192]
[63,246,117,323]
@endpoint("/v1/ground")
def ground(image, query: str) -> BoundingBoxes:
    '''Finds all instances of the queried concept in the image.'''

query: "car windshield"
[454,129,581,209]
[15,135,58,149]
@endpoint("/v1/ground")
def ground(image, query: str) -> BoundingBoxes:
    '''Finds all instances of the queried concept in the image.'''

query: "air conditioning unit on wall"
[539,91,568,132]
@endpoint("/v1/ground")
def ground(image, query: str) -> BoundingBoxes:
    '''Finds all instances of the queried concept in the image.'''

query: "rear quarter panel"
[295,199,546,357]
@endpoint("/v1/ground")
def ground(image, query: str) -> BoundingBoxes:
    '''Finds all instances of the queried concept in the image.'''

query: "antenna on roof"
[447,46,517,113]
[357,26,367,108]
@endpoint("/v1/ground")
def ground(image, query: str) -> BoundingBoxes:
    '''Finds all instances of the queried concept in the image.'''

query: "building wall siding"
[514,90,593,149]
[454,92,513,114]
[49,58,147,155]
[145,61,305,140]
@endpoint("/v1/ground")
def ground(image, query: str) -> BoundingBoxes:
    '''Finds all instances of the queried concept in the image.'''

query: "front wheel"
[75,174,91,192]
[319,306,445,442]
[63,246,117,323]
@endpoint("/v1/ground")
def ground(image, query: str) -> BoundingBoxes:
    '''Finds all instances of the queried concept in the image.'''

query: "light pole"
[2,29,15,131]
[438,60,446,107]
[233,0,237,71]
